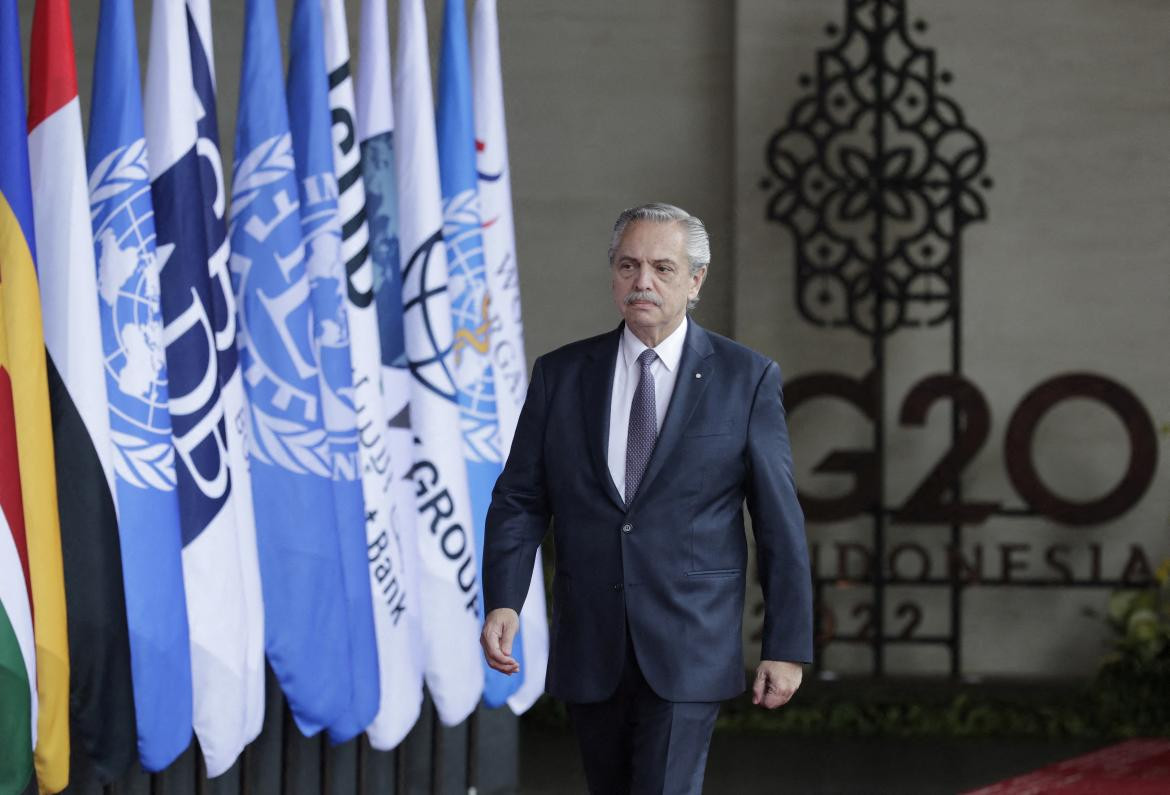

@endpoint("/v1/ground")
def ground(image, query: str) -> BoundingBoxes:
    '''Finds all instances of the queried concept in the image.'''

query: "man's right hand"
[481,608,521,675]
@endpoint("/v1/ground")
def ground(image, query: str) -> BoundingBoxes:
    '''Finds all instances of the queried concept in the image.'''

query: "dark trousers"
[566,632,720,795]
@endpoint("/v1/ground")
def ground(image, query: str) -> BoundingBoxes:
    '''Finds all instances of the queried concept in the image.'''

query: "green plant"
[1091,556,1170,735]
[1103,557,1170,666]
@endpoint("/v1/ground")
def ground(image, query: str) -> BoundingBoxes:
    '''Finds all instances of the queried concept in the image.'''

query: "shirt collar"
[620,316,688,373]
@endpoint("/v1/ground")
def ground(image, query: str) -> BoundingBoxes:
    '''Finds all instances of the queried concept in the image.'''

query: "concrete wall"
[736,0,1170,677]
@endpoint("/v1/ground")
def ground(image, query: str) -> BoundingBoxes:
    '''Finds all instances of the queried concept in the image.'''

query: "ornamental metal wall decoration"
[762,0,991,336]
[760,0,1159,678]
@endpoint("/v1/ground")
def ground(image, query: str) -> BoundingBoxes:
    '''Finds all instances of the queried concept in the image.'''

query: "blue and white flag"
[288,0,380,743]
[185,0,267,742]
[229,0,353,738]
[437,0,520,707]
[472,0,549,716]
[395,0,484,726]
[355,0,425,749]
[86,0,192,770]
[145,0,260,776]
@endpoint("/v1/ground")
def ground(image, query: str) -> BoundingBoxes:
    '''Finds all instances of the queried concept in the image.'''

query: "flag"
[231,0,356,738]
[145,0,259,775]
[322,0,415,743]
[395,0,485,726]
[437,0,520,707]
[472,0,549,716]
[0,180,37,794]
[86,0,193,771]
[0,6,69,790]
[288,0,380,742]
[185,0,267,743]
[355,0,426,749]
[28,0,137,781]
[0,506,36,795]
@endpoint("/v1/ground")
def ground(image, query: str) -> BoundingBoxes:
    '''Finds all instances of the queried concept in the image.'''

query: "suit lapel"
[582,325,625,511]
[629,321,715,509]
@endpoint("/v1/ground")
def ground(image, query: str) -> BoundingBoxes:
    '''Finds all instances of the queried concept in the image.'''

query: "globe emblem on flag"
[96,228,171,426]
[230,134,333,478]
[402,230,459,404]
[443,190,502,465]
[89,140,179,488]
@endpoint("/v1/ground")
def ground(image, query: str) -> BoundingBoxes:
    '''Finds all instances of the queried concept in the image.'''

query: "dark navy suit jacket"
[483,320,813,704]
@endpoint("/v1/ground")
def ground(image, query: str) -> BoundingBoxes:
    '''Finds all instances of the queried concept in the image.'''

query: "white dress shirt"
[607,317,689,498]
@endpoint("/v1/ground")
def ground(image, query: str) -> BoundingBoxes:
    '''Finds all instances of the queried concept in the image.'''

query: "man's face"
[610,220,706,344]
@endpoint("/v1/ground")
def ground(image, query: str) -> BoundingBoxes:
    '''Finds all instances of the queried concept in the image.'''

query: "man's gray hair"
[608,203,711,277]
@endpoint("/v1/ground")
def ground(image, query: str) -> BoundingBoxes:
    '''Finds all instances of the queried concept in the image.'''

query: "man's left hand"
[751,660,803,709]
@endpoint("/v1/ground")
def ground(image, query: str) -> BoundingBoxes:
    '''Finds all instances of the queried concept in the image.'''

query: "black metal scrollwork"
[762,0,991,336]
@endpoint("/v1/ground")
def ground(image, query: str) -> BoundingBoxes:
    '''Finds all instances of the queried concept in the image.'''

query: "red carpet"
[964,740,1170,794]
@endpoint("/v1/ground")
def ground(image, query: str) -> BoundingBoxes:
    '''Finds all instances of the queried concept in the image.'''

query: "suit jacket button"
[613,583,623,591]
[621,523,632,534]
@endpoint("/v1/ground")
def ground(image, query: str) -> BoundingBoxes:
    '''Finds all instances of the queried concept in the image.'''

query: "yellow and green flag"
[1,1,70,791]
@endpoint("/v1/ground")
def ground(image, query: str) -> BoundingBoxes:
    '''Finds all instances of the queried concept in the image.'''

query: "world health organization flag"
[472,0,549,716]
[288,0,380,742]
[437,0,521,707]
[86,0,193,771]
[230,0,354,738]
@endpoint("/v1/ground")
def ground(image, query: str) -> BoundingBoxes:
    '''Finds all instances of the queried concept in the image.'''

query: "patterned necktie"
[625,349,658,504]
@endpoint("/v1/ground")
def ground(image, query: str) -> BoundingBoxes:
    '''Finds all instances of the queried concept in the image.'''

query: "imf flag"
[437,0,521,707]
[230,0,352,738]
[86,0,193,771]
[146,0,259,775]
[288,0,380,742]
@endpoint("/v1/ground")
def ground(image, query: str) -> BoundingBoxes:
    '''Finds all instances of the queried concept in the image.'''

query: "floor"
[517,722,1106,794]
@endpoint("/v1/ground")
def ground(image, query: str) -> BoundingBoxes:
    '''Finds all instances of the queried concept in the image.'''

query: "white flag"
[395,0,485,726]
[355,0,426,749]
[145,0,263,775]
[472,0,549,716]
[184,0,267,745]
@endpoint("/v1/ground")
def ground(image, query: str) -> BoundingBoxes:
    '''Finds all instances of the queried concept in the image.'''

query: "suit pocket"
[683,420,733,438]
[684,568,742,579]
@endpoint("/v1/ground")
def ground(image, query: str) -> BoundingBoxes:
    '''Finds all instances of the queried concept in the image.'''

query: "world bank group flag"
[0,5,68,789]
[395,0,484,726]
[355,0,426,749]
[437,0,521,707]
[288,0,379,742]
[86,0,193,771]
[231,0,353,738]
[186,0,267,742]
[472,0,549,716]
[145,0,259,775]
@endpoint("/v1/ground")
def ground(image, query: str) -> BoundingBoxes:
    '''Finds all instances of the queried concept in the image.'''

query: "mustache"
[624,290,662,307]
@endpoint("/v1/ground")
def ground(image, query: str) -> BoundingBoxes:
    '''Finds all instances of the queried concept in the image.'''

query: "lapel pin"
[695,372,702,379]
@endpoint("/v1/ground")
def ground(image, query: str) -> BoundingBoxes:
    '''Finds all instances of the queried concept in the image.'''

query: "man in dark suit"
[480,203,812,794]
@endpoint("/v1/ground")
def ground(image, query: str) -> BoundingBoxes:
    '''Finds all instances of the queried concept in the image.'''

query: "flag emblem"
[401,230,459,404]
[90,143,179,490]
[232,134,331,476]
